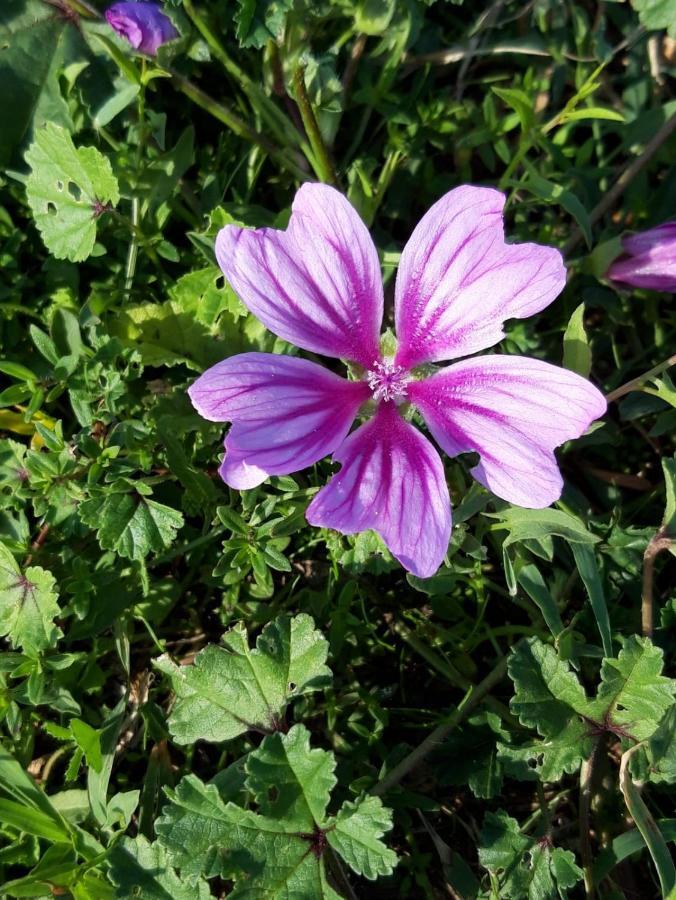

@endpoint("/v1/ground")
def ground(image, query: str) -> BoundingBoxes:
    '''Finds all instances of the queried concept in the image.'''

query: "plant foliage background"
[0,0,675,897]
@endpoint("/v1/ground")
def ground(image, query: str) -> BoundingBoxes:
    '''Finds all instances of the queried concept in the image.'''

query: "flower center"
[366,361,409,402]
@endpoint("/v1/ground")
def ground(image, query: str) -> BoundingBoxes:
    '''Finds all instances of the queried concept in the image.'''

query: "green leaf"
[108,835,211,899]
[643,706,676,784]
[587,635,675,741]
[492,86,535,132]
[0,541,61,654]
[504,637,675,781]
[69,719,102,774]
[489,507,599,548]
[630,0,676,39]
[155,613,331,743]
[503,638,591,780]
[561,107,625,124]
[235,0,294,49]
[0,748,73,844]
[327,796,399,880]
[662,455,676,537]
[25,122,119,262]
[571,543,612,657]
[562,304,591,377]
[478,810,582,898]
[245,725,336,827]
[0,0,73,166]
[620,744,676,897]
[79,486,184,562]
[156,724,397,894]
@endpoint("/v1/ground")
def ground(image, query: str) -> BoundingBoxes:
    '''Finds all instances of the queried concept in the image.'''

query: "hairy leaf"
[108,835,211,899]
[155,614,331,743]
[156,724,396,893]
[25,123,119,262]
[0,541,61,654]
[479,810,582,898]
[79,486,184,562]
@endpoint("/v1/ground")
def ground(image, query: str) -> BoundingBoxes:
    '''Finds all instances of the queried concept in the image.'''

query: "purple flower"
[189,185,606,578]
[105,1,178,56]
[606,222,676,292]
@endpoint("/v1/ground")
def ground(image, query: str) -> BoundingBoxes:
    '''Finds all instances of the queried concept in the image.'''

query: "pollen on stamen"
[366,361,409,402]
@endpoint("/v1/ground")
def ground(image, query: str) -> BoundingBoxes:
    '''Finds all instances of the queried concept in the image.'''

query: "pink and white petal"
[215,184,383,367]
[306,402,451,578]
[408,355,606,508]
[394,186,566,369]
[188,352,369,486]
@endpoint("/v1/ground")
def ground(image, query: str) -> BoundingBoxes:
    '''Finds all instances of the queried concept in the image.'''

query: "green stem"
[579,736,603,898]
[371,655,509,796]
[605,354,676,404]
[181,1,304,153]
[292,65,339,186]
[168,69,309,182]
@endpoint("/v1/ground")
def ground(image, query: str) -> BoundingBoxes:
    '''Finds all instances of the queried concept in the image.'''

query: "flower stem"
[167,68,309,182]
[292,65,340,186]
[642,527,674,638]
[579,735,603,898]
[605,354,676,403]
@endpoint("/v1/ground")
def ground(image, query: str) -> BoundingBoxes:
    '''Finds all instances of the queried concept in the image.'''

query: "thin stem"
[181,0,302,152]
[563,112,676,256]
[605,354,676,403]
[292,65,339,186]
[371,654,509,796]
[168,69,309,182]
[579,735,603,898]
[642,528,674,638]
[342,33,368,96]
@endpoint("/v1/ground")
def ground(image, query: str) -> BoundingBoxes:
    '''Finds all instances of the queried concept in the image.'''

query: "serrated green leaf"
[479,810,582,898]
[505,638,591,780]
[630,0,676,39]
[587,636,675,741]
[78,487,183,562]
[157,724,396,895]
[326,796,398,880]
[25,122,119,262]
[505,637,675,781]
[0,542,61,654]
[235,0,294,49]
[245,725,336,828]
[108,835,211,900]
[154,614,331,743]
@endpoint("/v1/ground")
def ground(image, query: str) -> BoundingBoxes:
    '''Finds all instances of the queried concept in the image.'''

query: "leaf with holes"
[154,613,331,743]
[0,541,61,655]
[501,637,675,782]
[586,635,674,742]
[78,483,183,562]
[25,122,119,262]
[478,810,582,899]
[156,724,397,894]
[108,835,211,899]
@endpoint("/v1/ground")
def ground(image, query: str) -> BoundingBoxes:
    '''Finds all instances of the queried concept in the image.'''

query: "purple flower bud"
[606,221,676,292]
[105,1,178,56]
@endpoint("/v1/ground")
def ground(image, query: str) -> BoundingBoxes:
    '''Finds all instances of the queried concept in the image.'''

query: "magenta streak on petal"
[394,186,566,369]
[215,184,383,367]
[187,352,370,489]
[408,355,606,508]
[306,402,451,578]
